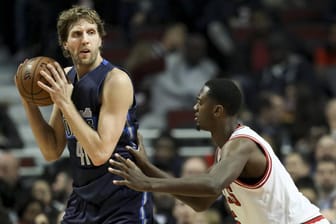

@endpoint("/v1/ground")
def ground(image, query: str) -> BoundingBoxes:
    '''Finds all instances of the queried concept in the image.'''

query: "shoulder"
[222,137,266,172]
[228,126,262,151]
[103,67,131,85]
[225,137,258,156]
[222,137,259,158]
[104,68,133,93]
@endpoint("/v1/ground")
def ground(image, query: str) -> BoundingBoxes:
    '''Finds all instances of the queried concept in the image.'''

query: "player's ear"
[213,105,224,117]
[63,42,68,50]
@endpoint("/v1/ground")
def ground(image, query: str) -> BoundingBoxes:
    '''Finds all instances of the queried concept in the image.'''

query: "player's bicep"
[98,70,133,143]
[210,139,254,188]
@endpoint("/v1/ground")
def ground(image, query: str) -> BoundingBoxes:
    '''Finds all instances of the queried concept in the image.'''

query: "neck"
[75,56,103,78]
[211,117,239,147]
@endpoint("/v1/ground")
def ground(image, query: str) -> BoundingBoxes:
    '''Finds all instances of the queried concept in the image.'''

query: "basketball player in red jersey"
[109,78,330,224]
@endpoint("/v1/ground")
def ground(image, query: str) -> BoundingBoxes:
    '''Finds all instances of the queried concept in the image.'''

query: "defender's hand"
[125,131,150,169]
[108,153,151,192]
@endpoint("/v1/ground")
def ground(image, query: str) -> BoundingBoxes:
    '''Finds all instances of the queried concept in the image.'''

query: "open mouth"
[80,49,90,55]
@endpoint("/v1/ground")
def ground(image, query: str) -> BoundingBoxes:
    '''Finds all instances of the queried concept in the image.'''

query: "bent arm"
[21,101,66,161]
[61,69,133,166]
[146,139,252,195]
[127,138,219,211]
[15,63,67,161]
[111,138,254,204]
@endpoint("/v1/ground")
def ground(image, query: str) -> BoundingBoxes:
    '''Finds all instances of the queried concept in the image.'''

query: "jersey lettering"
[76,142,91,166]
[73,108,94,166]
[225,186,241,206]
[225,186,242,223]
[63,108,95,139]
[230,210,241,224]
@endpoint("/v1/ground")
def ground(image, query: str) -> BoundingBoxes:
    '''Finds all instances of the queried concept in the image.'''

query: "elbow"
[45,157,58,162]
[41,146,63,162]
[192,204,211,212]
[89,142,116,166]
[90,151,112,166]
[83,143,112,166]
[188,197,216,212]
[43,154,60,162]
[91,158,108,166]
[207,180,223,196]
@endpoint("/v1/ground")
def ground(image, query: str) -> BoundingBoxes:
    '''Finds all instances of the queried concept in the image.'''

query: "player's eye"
[72,31,81,37]
[88,30,96,35]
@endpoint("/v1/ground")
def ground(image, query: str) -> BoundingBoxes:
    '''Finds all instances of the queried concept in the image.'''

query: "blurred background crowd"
[2,0,336,223]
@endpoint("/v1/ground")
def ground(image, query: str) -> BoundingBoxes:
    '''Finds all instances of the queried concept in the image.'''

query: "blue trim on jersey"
[129,114,134,139]
[140,192,148,224]
[102,59,109,65]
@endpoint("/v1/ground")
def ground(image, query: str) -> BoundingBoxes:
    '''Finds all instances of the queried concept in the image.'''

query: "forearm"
[147,175,221,197]
[173,195,218,212]
[141,160,217,211]
[22,102,63,160]
[60,101,117,165]
[141,161,172,178]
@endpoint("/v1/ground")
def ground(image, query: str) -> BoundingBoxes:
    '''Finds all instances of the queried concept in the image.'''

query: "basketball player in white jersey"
[109,78,329,224]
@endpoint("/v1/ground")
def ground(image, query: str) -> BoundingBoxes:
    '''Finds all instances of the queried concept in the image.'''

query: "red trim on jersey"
[303,215,325,224]
[235,124,244,131]
[229,134,272,189]
[215,124,244,162]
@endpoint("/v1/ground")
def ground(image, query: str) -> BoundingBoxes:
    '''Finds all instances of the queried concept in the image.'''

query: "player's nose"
[82,33,90,44]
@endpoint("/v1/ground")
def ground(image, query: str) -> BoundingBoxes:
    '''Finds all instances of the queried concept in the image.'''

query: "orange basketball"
[16,56,55,106]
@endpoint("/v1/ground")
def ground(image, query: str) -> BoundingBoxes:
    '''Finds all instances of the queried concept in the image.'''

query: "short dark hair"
[205,78,243,116]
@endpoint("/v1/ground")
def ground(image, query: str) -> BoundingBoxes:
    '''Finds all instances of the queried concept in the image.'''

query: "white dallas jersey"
[219,126,323,224]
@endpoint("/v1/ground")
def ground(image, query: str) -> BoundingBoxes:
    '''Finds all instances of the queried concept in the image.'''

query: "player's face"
[64,19,102,66]
[193,86,215,131]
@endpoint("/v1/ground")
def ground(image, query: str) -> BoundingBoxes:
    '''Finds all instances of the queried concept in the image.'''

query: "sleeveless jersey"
[64,59,138,186]
[61,59,153,224]
[218,125,322,224]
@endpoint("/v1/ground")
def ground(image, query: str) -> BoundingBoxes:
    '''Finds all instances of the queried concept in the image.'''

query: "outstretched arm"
[110,133,219,211]
[110,154,224,195]
[109,137,256,211]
